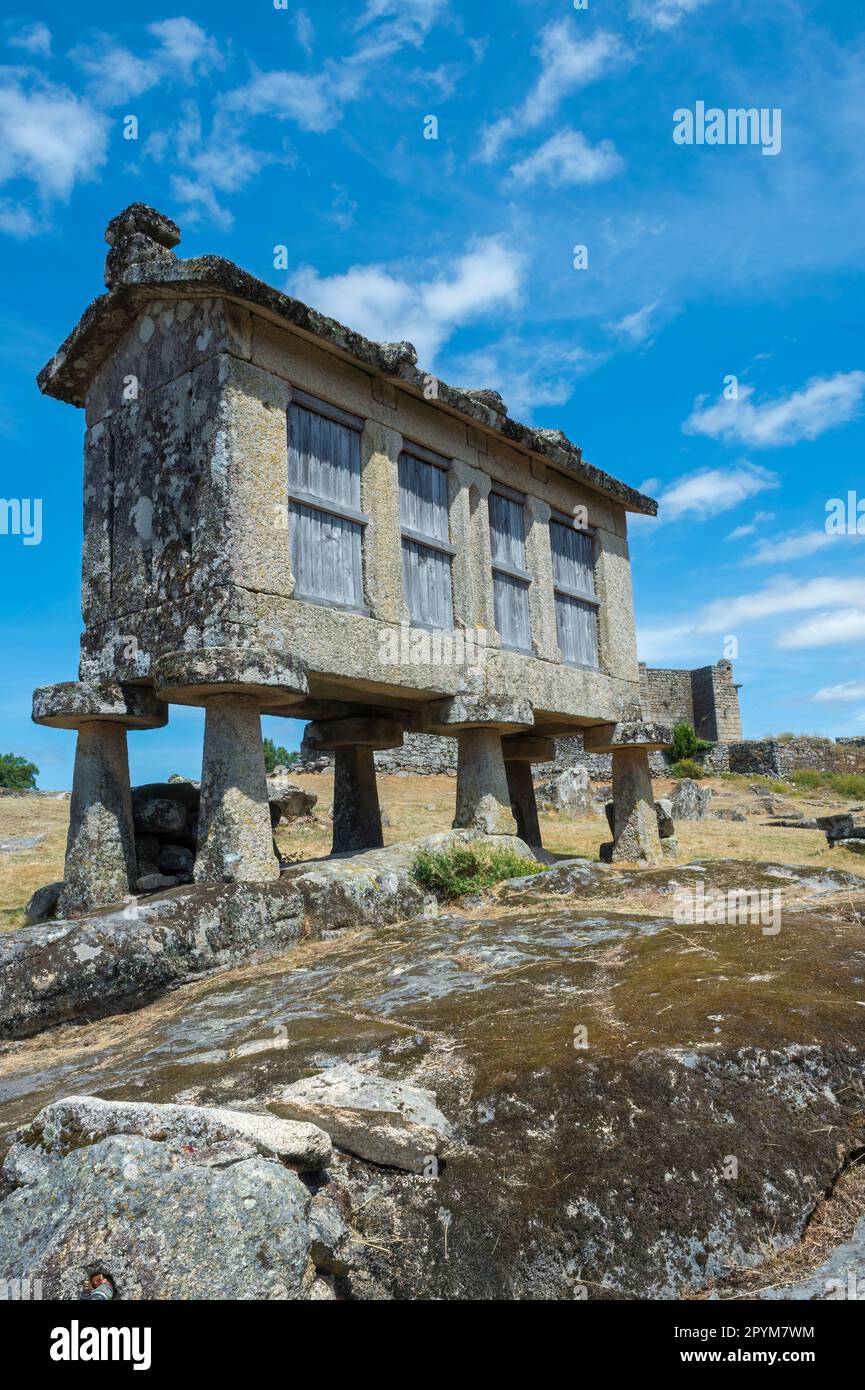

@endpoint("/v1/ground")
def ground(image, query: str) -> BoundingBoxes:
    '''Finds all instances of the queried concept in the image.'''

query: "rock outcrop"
[535,767,592,816]
[0,832,533,1039]
[0,1130,313,1300]
[1,858,863,1300]
[270,1065,452,1174]
[670,778,712,821]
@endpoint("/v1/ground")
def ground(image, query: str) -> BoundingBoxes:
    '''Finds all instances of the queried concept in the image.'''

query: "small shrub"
[411,844,545,902]
[0,753,38,790]
[669,758,706,780]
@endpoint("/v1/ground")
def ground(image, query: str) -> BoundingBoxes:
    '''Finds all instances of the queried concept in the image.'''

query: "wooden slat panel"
[490,492,531,649]
[288,403,361,509]
[494,571,531,652]
[489,491,526,568]
[401,440,453,469]
[287,402,364,608]
[291,387,364,432]
[398,452,449,543]
[401,539,453,630]
[291,504,363,608]
[555,592,599,667]
[551,521,595,597]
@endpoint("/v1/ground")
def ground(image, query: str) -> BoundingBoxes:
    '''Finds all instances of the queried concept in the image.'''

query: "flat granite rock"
[270,1064,452,1174]
[13,1095,332,1172]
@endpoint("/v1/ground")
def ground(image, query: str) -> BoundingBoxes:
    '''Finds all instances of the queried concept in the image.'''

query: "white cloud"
[226,0,444,136]
[287,239,524,364]
[293,11,315,55]
[778,608,865,650]
[684,372,865,448]
[727,510,775,540]
[357,0,448,36]
[652,463,779,523]
[73,19,221,105]
[72,39,162,103]
[445,337,603,420]
[509,128,624,188]
[744,528,865,565]
[147,18,221,73]
[629,0,713,30]
[225,70,338,132]
[608,298,663,346]
[644,576,865,659]
[480,23,627,163]
[813,681,865,702]
[8,22,52,57]
[149,105,277,230]
[0,74,108,205]
[696,576,865,642]
[0,199,37,236]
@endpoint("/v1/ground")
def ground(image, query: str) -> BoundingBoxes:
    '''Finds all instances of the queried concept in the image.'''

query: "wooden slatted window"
[288,392,367,611]
[550,518,599,668]
[399,446,454,629]
[489,489,532,652]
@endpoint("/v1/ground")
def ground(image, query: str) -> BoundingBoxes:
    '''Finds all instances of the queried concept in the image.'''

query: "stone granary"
[33,203,670,916]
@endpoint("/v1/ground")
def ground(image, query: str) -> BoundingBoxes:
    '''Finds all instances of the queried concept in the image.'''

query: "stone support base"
[195,694,278,883]
[332,746,385,854]
[505,760,541,847]
[610,746,663,865]
[58,722,137,918]
[453,728,517,836]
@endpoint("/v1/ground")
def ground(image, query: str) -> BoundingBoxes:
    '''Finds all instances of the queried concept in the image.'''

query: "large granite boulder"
[0,1134,311,1300]
[270,1064,452,1174]
[14,1095,332,1170]
[267,775,318,824]
[670,778,712,821]
[536,767,591,815]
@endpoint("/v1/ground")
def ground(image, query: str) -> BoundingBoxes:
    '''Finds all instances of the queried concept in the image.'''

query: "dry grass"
[2,771,863,933]
[691,1156,865,1300]
[0,795,68,930]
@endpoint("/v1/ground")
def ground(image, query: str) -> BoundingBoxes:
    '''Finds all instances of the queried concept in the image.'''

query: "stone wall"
[727,738,865,778]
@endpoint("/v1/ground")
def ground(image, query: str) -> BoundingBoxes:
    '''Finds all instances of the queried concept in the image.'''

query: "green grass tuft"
[411,843,545,902]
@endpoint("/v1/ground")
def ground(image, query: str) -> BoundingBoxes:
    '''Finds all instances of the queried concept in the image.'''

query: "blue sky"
[0,0,863,788]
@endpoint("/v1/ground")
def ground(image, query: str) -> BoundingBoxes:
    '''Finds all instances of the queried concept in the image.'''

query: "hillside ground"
[1,772,863,931]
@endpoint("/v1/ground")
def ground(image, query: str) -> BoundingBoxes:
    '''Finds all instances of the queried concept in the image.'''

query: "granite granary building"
[34,204,671,916]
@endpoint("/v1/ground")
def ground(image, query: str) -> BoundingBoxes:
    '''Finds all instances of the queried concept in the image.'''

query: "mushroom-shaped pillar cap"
[153,647,308,708]
[583,719,674,754]
[32,681,168,730]
[423,694,533,735]
[305,717,403,751]
[501,734,555,763]
[104,203,181,250]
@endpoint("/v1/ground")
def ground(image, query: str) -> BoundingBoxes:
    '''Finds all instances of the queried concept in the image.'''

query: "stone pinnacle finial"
[465,389,508,418]
[103,203,181,290]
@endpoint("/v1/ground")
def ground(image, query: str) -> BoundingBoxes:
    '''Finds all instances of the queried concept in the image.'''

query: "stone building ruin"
[33,203,671,916]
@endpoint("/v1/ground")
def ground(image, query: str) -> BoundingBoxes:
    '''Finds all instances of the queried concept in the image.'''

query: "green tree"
[0,753,39,790]
[262,737,294,774]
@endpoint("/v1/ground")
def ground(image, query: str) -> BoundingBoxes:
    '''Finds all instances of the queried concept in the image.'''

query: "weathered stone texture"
[610,747,663,865]
[195,694,279,883]
[58,722,137,918]
[453,729,517,836]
